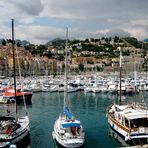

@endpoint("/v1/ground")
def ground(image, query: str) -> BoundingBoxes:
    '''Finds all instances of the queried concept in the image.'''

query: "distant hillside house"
[57,50,64,54]
[72,43,82,50]
[103,66,114,73]
[123,47,142,53]
[48,46,58,54]
[100,39,107,44]
[72,57,96,65]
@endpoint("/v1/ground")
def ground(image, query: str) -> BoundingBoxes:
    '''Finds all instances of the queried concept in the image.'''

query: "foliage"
[123,37,141,48]
[17,42,20,47]
[0,36,147,72]
[2,39,6,46]
[25,44,47,56]
[47,38,65,50]
[37,45,47,56]
[43,51,53,58]
[78,63,84,71]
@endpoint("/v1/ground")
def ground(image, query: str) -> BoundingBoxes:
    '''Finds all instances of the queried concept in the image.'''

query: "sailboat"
[52,28,85,148]
[0,19,30,147]
[106,47,148,146]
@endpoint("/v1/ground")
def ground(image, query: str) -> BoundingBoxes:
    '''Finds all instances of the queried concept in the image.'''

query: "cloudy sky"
[0,0,148,44]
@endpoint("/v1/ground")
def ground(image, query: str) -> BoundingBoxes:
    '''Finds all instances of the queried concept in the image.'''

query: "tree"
[72,45,78,51]
[85,38,89,43]
[94,38,100,42]
[78,63,84,71]
[17,42,20,47]
[37,45,47,56]
[2,39,6,46]
[109,37,112,42]
[43,51,53,58]
[105,37,109,42]
[90,38,94,42]
[114,36,119,43]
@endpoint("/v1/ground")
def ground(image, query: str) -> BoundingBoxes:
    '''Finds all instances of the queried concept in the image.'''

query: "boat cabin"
[61,120,81,136]
[109,104,148,131]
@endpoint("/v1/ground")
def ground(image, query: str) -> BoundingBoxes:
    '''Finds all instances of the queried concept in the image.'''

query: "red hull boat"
[3,87,32,104]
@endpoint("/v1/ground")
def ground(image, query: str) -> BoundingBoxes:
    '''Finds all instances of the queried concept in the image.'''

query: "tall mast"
[119,47,122,105]
[12,19,17,117]
[134,60,137,93]
[64,27,68,109]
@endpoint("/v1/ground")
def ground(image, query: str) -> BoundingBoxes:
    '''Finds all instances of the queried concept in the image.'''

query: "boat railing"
[106,104,114,113]
[126,103,148,110]
[64,133,84,139]
[130,127,139,132]
[136,103,148,110]
[0,133,12,139]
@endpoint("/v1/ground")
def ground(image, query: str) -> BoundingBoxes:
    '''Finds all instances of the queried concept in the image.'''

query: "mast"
[119,47,122,105]
[64,27,68,109]
[134,60,137,93]
[12,19,17,117]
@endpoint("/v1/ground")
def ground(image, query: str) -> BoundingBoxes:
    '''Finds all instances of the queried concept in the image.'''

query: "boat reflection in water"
[108,123,148,147]
[14,133,31,148]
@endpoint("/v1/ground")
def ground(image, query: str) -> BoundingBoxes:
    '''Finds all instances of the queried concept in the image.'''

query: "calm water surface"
[19,91,148,148]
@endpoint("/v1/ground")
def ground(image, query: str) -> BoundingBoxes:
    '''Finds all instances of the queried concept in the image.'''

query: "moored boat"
[52,28,85,147]
[0,115,30,147]
[3,87,32,104]
[106,47,148,146]
[0,19,30,147]
[107,103,148,145]
[52,108,85,148]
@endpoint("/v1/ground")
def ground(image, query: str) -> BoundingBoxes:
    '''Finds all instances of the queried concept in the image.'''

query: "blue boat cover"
[64,107,71,120]
[61,122,81,128]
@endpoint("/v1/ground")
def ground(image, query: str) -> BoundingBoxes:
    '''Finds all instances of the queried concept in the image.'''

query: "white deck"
[114,104,148,120]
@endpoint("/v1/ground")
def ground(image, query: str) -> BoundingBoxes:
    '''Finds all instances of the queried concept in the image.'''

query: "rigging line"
[15,46,28,115]
[14,22,28,116]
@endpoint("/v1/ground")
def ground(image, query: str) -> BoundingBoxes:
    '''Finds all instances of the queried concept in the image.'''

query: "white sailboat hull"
[52,28,85,148]
[53,118,85,148]
[0,116,30,148]
[53,131,84,148]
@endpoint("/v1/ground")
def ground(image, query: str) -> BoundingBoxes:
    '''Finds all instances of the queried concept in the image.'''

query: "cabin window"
[130,118,148,128]
[125,118,129,128]
[115,106,122,112]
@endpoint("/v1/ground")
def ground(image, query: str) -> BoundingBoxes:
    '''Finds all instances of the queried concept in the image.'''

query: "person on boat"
[6,125,12,135]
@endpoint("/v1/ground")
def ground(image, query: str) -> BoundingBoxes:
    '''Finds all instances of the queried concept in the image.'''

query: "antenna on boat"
[12,19,17,119]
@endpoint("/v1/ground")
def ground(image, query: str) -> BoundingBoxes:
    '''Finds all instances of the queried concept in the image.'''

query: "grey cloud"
[1,0,148,44]
[105,29,131,38]
[43,0,148,19]
[10,0,44,16]
[69,29,131,40]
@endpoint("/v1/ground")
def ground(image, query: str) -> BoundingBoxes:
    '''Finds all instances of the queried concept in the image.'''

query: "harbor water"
[10,91,148,148]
